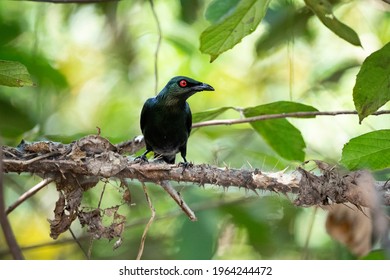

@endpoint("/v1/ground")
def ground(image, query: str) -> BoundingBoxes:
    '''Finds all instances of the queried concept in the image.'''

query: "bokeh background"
[0,0,389,259]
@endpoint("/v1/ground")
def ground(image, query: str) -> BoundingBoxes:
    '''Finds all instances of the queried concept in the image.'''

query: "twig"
[98,180,108,209]
[136,182,156,260]
[302,207,318,260]
[69,227,89,259]
[0,150,25,259]
[6,178,54,215]
[20,152,60,166]
[116,135,145,155]
[160,180,197,221]
[149,0,162,95]
[192,110,390,128]
[86,181,108,259]
[110,109,390,155]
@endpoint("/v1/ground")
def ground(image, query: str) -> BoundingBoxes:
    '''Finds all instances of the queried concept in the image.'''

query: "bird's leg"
[134,150,150,163]
[178,155,193,170]
[178,147,192,169]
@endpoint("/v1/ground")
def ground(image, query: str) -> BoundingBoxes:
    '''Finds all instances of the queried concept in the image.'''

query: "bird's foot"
[134,155,149,164]
[178,161,193,170]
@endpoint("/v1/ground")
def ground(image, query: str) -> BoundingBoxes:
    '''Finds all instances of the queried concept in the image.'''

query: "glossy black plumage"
[139,76,214,164]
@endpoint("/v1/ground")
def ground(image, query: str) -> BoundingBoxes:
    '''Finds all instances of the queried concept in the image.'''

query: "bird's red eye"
[179,80,187,87]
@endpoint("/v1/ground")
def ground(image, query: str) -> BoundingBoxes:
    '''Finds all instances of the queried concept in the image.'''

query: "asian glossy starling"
[138,76,214,164]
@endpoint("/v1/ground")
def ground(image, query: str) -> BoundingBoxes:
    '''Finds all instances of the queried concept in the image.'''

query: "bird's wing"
[185,102,192,135]
[140,98,155,133]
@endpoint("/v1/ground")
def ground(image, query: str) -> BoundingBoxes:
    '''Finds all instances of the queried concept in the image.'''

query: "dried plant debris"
[4,135,118,162]
[297,160,389,256]
[325,203,389,257]
[295,160,379,207]
[325,204,373,257]
[48,188,82,240]
[115,135,145,155]
[48,175,129,241]
[78,206,125,244]
[18,139,69,154]
[3,135,131,242]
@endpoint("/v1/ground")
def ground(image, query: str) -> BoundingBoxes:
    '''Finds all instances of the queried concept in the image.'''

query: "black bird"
[137,76,214,164]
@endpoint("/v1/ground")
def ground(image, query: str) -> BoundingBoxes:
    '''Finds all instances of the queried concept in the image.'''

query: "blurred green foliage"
[0,0,389,260]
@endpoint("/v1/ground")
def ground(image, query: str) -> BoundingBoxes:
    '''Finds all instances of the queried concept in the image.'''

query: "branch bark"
[2,134,389,248]
[2,135,389,206]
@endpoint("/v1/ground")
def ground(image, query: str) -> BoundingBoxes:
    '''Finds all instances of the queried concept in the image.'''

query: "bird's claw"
[134,155,149,164]
[178,161,193,169]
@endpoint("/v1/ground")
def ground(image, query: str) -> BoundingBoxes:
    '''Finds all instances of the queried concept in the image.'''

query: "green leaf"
[205,0,240,24]
[318,60,360,85]
[304,0,361,46]
[244,101,318,117]
[353,42,390,123]
[222,197,299,256]
[361,250,387,260]
[200,0,271,62]
[340,129,390,171]
[0,60,35,87]
[176,209,218,259]
[256,7,314,57]
[0,98,36,138]
[192,107,234,123]
[243,101,318,161]
[179,0,201,24]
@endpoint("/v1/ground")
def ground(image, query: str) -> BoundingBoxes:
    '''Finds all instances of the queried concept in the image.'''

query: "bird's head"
[157,76,214,104]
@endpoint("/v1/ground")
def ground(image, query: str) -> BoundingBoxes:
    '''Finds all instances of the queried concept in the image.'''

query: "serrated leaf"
[340,129,390,171]
[243,101,318,161]
[304,0,361,46]
[192,107,234,123]
[200,0,271,62]
[353,42,390,123]
[0,60,35,87]
[244,101,318,117]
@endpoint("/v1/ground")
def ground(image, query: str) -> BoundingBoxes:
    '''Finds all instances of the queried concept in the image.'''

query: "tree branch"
[192,110,390,128]
[2,135,389,206]
[2,133,390,245]
[160,180,197,221]
[0,149,25,259]
[6,177,54,215]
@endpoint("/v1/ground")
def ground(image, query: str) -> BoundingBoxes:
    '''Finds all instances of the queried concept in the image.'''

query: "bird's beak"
[194,83,215,92]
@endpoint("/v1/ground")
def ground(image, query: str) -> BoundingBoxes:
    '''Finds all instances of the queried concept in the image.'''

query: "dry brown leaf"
[48,188,82,239]
[326,204,372,257]
[78,206,125,242]
[325,170,388,257]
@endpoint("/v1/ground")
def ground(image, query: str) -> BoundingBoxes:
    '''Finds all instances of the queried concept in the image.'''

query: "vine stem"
[136,182,156,260]
[149,0,162,95]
